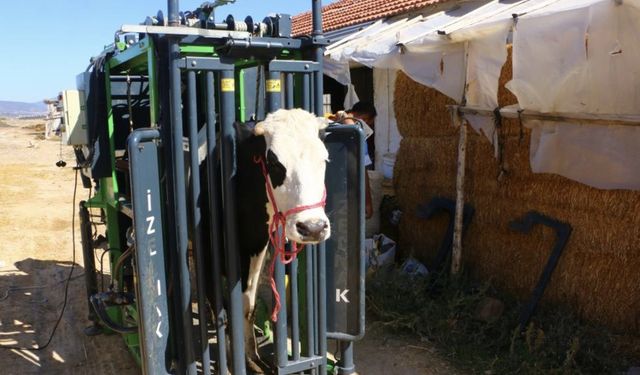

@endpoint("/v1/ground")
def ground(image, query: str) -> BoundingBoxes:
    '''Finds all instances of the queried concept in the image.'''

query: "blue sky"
[0,1,317,103]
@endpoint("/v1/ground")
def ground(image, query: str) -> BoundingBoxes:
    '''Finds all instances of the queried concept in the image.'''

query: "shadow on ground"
[0,258,138,374]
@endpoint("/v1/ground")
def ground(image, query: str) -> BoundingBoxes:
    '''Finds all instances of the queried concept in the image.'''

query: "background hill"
[0,100,47,117]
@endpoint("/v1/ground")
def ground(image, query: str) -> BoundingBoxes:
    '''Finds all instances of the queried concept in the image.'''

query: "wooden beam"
[448,105,640,127]
[451,115,468,276]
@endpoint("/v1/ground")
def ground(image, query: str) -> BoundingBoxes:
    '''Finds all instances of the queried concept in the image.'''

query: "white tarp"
[324,0,640,190]
[507,0,640,189]
[323,57,360,109]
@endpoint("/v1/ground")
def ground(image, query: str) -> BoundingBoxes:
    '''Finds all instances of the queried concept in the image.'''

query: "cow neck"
[253,154,326,322]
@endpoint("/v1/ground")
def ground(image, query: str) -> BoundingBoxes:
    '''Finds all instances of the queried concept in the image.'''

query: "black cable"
[0,168,79,351]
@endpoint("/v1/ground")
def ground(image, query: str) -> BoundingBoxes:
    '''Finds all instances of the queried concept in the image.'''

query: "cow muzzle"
[295,218,330,242]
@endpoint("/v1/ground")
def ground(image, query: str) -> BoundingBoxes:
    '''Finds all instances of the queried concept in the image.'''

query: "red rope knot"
[254,153,327,321]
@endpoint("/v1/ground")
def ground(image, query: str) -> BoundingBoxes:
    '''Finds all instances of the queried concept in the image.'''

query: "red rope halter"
[254,154,326,322]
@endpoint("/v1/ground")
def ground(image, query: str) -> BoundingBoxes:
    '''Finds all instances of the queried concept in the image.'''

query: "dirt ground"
[0,118,461,374]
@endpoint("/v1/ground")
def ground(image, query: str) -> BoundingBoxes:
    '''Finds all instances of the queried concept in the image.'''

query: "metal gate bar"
[127,129,170,375]
[205,70,229,374]
[168,36,197,375]
[219,66,247,375]
[186,70,212,372]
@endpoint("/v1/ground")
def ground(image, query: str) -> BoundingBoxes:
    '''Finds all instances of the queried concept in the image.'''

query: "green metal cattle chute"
[68,1,366,374]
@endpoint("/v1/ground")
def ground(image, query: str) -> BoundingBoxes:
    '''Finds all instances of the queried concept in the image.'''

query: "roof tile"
[292,0,442,35]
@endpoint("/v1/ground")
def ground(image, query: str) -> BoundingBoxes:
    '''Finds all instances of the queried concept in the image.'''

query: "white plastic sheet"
[464,26,510,144]
[323,0,640,190]
[397,45,467,102]
[507,0,640,189]
[323,57,360,109]
[528,121,640,190]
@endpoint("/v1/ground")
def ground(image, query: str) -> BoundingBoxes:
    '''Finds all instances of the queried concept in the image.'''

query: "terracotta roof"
[292,0,443,36]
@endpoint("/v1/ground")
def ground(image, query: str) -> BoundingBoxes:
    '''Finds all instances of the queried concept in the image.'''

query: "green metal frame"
[87,34,336,371]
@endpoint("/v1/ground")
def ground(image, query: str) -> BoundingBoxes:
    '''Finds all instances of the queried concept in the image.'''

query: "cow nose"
[296,220,328,239]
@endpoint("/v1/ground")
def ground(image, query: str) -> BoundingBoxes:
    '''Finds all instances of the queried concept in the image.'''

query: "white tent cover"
[325,0,640,190]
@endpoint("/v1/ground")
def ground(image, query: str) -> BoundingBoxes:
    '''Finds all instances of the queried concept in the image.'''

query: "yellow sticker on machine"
[266,79,281,92]
[221,78,235,92]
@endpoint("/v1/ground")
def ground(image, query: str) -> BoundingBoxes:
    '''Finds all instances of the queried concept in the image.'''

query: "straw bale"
[498,46,518,107]
[392,45,640,331]
[394,71,457,138]
[394,137,457,260]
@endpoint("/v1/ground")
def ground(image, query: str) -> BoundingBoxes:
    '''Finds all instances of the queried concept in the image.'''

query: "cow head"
[254,108,331,244]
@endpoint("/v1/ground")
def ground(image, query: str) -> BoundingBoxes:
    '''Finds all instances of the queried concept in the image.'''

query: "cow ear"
[254,121,266,136]
[235,121,257,141]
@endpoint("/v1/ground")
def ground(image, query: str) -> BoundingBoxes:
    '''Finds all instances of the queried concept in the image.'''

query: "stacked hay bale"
[393,48,640,332]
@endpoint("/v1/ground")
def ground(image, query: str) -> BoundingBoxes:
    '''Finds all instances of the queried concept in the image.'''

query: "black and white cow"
[205,108,331,373]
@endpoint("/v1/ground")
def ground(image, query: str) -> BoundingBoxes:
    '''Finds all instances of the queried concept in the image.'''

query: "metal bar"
[290,259,300,361]
[205,71,228,374]
[168,0,180,26]
[79,201,99,329]
[127,129,170,375]
[120,24,251,39]
[312,0,325,118]
[169,38,197,375]
[275,242,288,368]
[219,68,247,375]
[317,242,328,374]
[305,245,316,357]
[187,71,212,372]
[275,356,325,375]
[312,245,319,364]
[302,73,315,368]
[267,69,288,369]
[156,35,181,373]
[302,74,311,112]
[285,73,294,110]
[181,57,242,71]
[270,60,320,73]
[223,38,302,50]
[337,342,355,374]
[147,38,160,126]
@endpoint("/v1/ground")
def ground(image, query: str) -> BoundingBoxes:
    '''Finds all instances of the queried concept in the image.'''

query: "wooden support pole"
[451,112,468,276]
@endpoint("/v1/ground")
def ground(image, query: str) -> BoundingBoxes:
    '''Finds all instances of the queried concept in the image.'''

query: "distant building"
[43,94,64,138]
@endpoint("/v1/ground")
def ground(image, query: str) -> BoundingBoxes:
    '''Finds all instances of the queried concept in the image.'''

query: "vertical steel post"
[317,242,327,374]
[187,71,212,373]
[337,342,355,374]
[305,245,316,360]
[275,242,288,368]
[168,38,197,375]
[285,73,294,110]
[267,70,288,368]
[302,74,311,113]
[205,71,228,374]
[301,74,316,368]
[78,201,98,326]
[128,129,171,375]
[311,3,330,373]
[312,0,324,116]
[168,0,180,26]
[290,258,300,361]
[219,68,247,375]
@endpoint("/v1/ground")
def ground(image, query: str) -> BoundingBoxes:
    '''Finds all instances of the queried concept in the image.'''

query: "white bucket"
[382,153,396,179]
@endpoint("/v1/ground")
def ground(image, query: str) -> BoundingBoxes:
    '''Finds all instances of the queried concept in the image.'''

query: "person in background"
[329,101,377,219]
